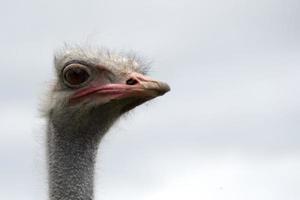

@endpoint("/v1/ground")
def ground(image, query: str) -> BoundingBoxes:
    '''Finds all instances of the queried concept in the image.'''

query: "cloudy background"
[0,0,299,199]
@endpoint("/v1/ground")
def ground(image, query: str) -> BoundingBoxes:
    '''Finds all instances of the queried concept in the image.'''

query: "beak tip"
[159,82,171,95]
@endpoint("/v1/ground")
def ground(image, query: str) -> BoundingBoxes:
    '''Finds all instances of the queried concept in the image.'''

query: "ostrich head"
[44,45,170,200]
[45,46,170,136]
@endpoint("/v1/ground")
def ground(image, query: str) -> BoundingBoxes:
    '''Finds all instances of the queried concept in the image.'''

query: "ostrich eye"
[63,65,90,87]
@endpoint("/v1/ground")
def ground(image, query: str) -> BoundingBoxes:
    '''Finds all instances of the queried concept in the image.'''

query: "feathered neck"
[46,105,119,200]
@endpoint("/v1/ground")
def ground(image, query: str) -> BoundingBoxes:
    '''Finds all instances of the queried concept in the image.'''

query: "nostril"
[126,78,138,85]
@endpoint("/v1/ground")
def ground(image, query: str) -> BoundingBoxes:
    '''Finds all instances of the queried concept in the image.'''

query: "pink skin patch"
[68,72,169,105]
[69,84,132,103]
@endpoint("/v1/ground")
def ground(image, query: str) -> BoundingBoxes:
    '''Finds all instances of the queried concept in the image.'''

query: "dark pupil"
[65,67,89,85]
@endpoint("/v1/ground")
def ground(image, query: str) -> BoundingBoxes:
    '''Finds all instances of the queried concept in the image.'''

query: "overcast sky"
[0,0,299,199]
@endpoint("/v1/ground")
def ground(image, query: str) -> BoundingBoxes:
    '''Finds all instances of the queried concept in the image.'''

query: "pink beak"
[70,72,170,104]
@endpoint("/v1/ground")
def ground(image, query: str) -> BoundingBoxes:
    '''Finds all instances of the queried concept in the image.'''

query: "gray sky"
[0,0,299,199]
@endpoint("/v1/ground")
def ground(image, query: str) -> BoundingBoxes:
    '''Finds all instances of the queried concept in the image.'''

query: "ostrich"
[43,46,170,200]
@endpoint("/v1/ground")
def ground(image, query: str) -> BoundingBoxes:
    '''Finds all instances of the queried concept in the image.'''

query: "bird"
[42,45,170,200]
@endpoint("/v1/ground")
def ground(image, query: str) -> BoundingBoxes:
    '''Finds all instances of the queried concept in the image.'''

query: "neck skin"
[46,107,117,200]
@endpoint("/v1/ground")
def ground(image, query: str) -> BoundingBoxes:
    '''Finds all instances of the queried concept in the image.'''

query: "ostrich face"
[46,46,170,122]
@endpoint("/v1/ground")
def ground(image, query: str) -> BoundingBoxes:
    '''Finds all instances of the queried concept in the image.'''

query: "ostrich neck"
[47,118,107,200]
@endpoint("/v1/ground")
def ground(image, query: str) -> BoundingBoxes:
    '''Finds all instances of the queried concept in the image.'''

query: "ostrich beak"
[122,72,170,98]
[116,72,170,112]
[70,72,170,104]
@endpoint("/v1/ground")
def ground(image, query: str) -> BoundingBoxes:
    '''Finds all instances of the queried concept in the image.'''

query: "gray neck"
[46,103,120,200]
[46,107,119,200]
[47,121,102,200]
